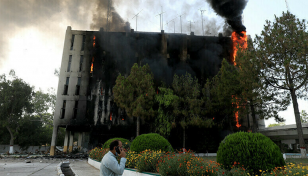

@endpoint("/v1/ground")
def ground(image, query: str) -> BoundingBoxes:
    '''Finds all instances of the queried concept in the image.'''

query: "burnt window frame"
[67,55,72,72]
[81,35,85,51]
[70,34,75,50]
[63,77,69,95]
[60,100,66,119]
[75,77,81,95]
[79,55,83,72]
[73,101,78,119]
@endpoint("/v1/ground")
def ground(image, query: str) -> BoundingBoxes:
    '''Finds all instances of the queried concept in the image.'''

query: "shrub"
[217,132,285,175]
[89,147,109,161]
[130,133,173,153]
[135,149,164,173]
[126,150,140,168]
[102,137,131,150]
[157,150,221,176]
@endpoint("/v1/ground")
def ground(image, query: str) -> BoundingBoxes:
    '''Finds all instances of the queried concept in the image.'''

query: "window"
[81,35,85,51]
[67,55,72,72]
[75,77,81,95]
[70,35,75,50]
[60,100,66,119]
[73,101,78,119]
[79,55,83,72]
[63,77,69,95]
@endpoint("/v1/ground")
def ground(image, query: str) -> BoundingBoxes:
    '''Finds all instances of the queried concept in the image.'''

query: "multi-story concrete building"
[50,26,262,156]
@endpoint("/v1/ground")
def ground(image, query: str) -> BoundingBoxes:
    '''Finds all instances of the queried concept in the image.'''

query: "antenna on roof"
[156,7,166,30]
[187,20,196,33]
[198,9,206,36]
[132,9,143,31]
[178,13,186,34]
[166,17,178,33]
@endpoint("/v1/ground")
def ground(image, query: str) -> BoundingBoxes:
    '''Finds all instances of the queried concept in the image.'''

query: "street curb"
[56,162,65,176]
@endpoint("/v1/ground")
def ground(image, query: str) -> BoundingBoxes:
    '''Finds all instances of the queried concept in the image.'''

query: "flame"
[231,31,247,65]
[231,31,247,128]
[146,93,148,96]
[90,57,94,73]
[90,63,93,73]
[110,112,112,121]
[93,36,96,47]
[122,118,124,121]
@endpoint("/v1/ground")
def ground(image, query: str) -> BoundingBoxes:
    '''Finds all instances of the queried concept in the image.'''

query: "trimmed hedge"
[130,133,173,153]
[102,137,130,150]
[217,132,285,175]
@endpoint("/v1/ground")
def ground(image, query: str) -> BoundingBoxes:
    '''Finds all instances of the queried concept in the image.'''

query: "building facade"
[50,26,263,155]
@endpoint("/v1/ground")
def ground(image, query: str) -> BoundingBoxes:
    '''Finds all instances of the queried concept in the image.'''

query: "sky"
[0,0,307,127]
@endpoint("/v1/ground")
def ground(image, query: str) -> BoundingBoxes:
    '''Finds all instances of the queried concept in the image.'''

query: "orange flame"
[231,31,247,65]
[122,118,124,121]
[231,31,247,128]
[90,63,93,73]
[146,93,148,96]
[110,112,112,121]
[93,36,96,47]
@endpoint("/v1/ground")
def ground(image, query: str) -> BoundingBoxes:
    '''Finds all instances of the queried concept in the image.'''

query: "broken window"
[60,100,66,119]
[67,55,72,72]
[79,55,83,72]
[81,35,85,51]
[70,35,75,50]
[63,77,69,95]
[73,101,78,119]
[75,77,81,95]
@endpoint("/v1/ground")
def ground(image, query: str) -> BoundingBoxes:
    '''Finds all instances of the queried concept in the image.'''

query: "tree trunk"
[136,116,140,136]
[250,100,258,133]
[183,127,186,150]
[290,89,307,158]
[6,126,14,154]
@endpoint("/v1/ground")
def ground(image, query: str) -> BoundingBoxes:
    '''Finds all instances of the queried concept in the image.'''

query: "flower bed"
[89,148,308,175]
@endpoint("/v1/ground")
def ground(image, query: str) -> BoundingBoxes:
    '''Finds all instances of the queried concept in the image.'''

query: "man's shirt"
[100,151,127,176]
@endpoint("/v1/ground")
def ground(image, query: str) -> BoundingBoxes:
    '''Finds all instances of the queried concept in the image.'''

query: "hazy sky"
[0,0,307,127]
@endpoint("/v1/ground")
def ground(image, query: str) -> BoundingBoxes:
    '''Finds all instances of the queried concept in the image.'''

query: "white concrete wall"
[0,145,50,153]
[88,158,161,176]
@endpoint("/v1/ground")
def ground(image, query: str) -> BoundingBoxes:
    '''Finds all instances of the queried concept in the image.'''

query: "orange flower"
[222,171,225,175]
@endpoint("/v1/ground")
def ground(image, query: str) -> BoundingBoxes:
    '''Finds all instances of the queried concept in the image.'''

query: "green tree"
[268,122,285,127]
[0,70,34,153]
[204,59,242,132]
[113,63,156,136]
[155,86,179,138]
[235,41,289,132]
[255,11,308,157]
[300,110,308,123]
[172,73,213,148]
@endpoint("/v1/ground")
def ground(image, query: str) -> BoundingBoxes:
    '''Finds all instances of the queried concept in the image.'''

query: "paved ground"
[70,159,99,176]
[0,157,98,176]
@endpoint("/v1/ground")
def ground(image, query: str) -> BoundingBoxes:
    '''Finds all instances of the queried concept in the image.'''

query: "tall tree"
[113,63,156,136]
[255,11,308,157]
[0,70,34,153]
[155,86,179,138]
[236,41,289,132]
[172,73,213,149]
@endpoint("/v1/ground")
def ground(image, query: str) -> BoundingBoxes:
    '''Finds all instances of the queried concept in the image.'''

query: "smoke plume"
[206,0,247,34]
[90,0,130,32]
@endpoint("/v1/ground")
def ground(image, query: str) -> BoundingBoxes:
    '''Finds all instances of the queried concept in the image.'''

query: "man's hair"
[109,140,119,150]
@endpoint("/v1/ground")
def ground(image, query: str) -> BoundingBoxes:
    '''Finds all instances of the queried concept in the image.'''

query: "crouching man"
[100,140,127,176]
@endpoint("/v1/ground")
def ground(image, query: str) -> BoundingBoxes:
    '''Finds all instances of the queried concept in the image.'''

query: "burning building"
[50,25,264,155]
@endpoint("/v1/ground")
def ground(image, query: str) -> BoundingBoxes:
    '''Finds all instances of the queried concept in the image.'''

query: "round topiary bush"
[130,133,173,153]
[217,132,285,175]
[102,137,131,150]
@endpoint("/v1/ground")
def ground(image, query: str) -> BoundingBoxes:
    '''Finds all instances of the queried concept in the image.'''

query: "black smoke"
[206,0,247,34]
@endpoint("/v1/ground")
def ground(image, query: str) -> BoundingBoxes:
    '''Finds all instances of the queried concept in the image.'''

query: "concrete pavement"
[0,157,99,176]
